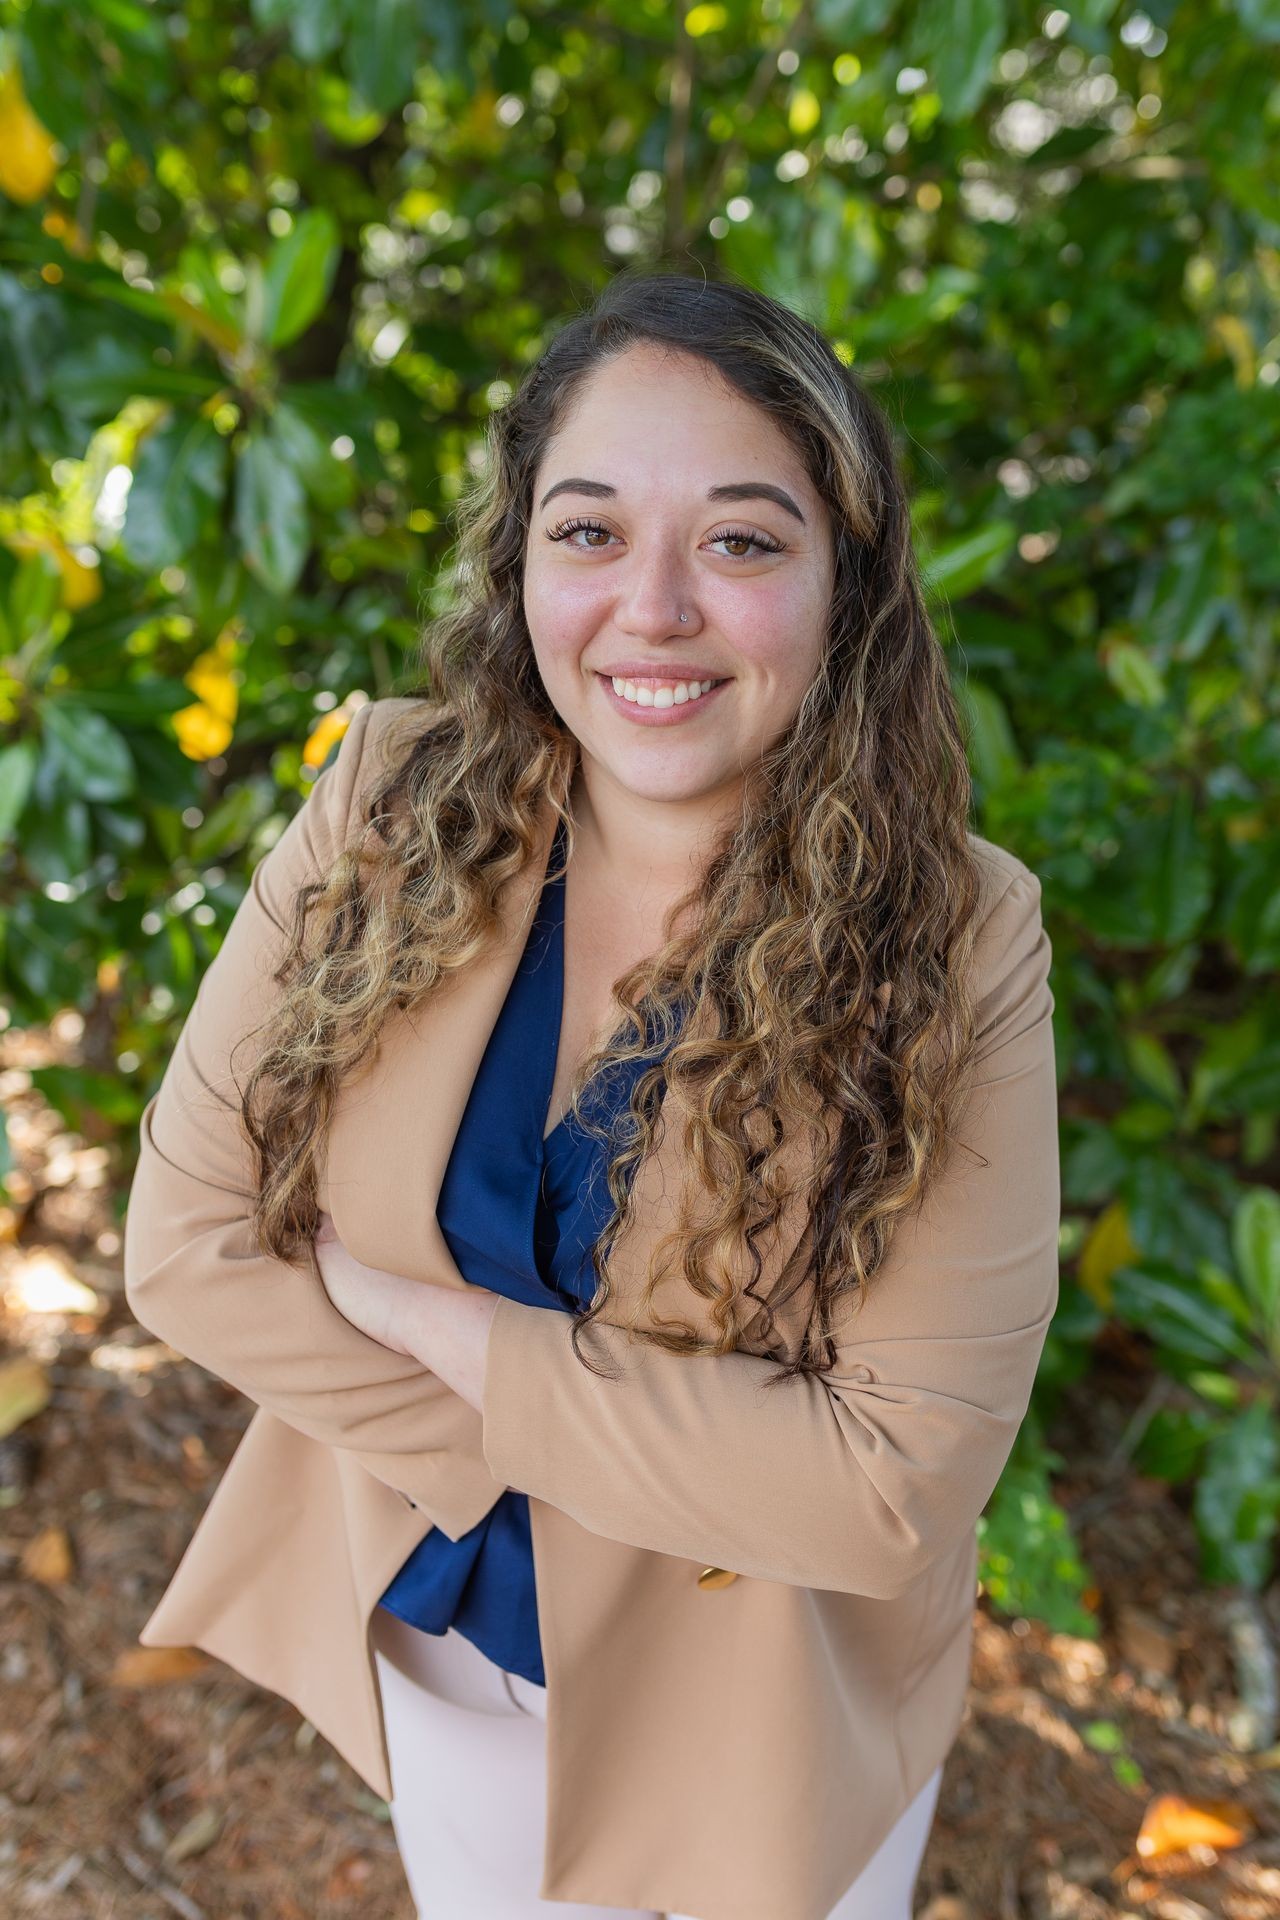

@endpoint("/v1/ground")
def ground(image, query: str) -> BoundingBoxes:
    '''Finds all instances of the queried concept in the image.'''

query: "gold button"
[696,1566,738,1590]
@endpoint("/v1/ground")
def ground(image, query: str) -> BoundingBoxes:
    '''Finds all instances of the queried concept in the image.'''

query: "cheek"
[711,577,824,687]
[524,563,608,656]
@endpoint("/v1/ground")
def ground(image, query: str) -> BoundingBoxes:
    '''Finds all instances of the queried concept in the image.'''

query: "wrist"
[402,1280,499,1415]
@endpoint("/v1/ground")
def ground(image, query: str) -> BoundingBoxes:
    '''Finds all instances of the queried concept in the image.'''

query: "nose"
[612,547,701,638]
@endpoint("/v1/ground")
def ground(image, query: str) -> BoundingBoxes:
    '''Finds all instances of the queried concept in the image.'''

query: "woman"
[124,269,1060,1920]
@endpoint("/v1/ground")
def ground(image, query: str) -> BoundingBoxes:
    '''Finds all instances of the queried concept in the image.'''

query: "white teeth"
[610,676,718,708]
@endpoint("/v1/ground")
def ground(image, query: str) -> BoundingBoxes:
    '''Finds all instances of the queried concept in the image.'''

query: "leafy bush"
[2,0,1277,1610]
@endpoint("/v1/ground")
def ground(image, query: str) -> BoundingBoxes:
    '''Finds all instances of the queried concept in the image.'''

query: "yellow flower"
[4,530,102,610]
[0,64,59,205]
[303,707,351,769]
[173,633,239,761]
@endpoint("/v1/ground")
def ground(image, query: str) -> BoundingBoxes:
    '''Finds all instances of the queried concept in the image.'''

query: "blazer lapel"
[324,799,561,1285]
[322,793,821,1357]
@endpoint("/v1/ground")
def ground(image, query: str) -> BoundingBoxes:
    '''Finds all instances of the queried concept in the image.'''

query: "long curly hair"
[240,266,989,1389]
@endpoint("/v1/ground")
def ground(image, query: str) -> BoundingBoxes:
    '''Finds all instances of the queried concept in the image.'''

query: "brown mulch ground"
[2,1024,1279,1919]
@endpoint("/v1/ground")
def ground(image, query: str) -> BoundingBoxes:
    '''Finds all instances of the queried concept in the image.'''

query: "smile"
[596,672,731,725]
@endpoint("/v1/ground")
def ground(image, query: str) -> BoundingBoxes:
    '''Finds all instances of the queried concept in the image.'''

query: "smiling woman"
[523,345,837,811]
[123,266,1059,1920]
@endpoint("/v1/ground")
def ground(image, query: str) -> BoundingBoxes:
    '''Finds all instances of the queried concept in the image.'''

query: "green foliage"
[976,1417,1097,1637]
[2,1,1278,1612]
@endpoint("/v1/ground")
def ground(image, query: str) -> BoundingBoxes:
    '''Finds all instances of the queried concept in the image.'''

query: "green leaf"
[20,796,91,888]
[1134,1405,1222,1485]
[272,398,357,510]
[921,520,1018,604]
[347,0,425,113]
[41,702,136,802]
[233,430,310,595]
[30,1063,142,1129]
[1123,1031,1182,1107]
[975,1441,1096,1636]
[908,0,1008,119]
[262,209,342,349]
[121,416,228,574]
[815,0,895,28]
[10,550,62,647]
[1104,639,1166,708]
[251,0,349,61]
[1109,1263,1258,1367]
[1193,1398,1280,1590]
[958,680,1022,791]
[1232,1187,1280,1349]
[0,740,38,841]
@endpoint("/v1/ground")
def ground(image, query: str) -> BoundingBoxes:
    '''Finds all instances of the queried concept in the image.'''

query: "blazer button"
[696,1566,738,1590]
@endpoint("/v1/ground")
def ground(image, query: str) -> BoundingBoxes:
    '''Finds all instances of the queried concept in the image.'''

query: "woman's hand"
[313,1212,425,1357]
[313,1212,500,1413]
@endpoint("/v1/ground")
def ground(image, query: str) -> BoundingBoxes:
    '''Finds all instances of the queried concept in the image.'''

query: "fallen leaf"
[110,1645,211,1686]
[1135,1791,1253,1859]
[0,1356,51,1438]
[164,1804,223,1864]
[21,1524,73,1584]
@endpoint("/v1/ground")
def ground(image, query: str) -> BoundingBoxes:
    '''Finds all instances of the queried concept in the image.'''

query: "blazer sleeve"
[479,865,1061,1600]
[122,698,507,1543]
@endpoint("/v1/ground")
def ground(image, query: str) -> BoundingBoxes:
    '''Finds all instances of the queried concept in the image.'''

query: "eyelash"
[545,516,789,561]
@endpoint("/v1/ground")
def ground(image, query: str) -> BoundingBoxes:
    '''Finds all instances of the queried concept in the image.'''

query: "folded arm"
[123,699,507,1541]
[478,868,1061,1600]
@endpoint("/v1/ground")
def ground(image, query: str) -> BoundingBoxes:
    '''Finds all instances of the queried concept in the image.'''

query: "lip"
[596,671,730,726]
[596,662,728,681]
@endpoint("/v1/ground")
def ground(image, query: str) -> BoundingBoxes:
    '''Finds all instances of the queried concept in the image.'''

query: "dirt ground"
[2,1025,1279,1919]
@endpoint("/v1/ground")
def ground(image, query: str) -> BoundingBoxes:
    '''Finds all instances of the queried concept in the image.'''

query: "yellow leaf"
[0,1356,51,1438]
[685,4,728,35]
[172,703,235,762]
[1208,314,1255,390]
[59,551,102,608]
[21,1524,73,1585]
[302,707,351,769]
[183,637,239,722]
[5,530,102,610]
[1079,1200,1137,1311]
[174,634,240,760]
[0,65,59,204]
[110,1644,211,1686]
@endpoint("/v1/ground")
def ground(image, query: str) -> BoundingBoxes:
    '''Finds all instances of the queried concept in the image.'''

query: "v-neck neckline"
[539,817,574,1156]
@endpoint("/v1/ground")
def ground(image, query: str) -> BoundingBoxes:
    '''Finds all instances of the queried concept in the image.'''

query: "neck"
[567,757,743,905]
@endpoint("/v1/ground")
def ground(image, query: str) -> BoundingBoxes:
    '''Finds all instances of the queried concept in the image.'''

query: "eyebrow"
[537,477,808,526]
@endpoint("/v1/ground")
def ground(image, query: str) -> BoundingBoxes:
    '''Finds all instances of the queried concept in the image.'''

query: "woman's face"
[523,344,835,811]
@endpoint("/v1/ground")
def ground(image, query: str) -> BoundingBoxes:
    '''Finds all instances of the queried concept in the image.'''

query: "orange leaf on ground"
[110,1645,212,1686]
[1135,1791,1253,1859]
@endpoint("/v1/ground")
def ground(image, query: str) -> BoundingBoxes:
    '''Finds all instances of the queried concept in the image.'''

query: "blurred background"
[1,2,1278,1914]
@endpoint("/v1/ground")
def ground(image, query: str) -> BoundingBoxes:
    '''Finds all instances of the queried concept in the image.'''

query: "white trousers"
[371,1608,943,1920]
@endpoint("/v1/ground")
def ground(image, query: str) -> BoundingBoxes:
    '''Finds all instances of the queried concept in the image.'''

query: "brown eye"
[546,517,615,549]
[545,518,789,561]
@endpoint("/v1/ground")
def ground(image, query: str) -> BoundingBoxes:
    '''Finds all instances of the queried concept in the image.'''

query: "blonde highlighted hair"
[241,267,989,1387]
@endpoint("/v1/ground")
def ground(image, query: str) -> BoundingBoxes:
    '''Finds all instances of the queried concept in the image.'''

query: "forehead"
[539,345,811,492]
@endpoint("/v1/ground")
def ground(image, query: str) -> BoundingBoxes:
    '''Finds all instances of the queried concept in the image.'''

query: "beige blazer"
[123,695,1060,1920]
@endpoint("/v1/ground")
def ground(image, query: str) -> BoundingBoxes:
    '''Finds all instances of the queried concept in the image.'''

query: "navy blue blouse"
[377,817,671,1685]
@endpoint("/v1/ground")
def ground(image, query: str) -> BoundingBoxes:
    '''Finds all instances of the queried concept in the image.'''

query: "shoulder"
[966,829,1040,924]
[316,693,451,847]
[963,831,1051,1055]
